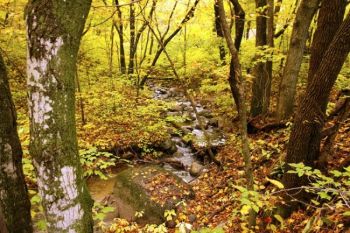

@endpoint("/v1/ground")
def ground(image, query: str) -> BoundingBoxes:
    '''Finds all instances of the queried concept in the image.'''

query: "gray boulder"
[112,165,194,224]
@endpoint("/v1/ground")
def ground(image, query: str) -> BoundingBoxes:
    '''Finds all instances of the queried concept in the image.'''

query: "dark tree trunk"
[0,52,32,233]
[215,0,255,226]
[128,2,135,74]
[228,0,245,110]
[26,0,93,231]
[307,0,346,81]
[266,0,274,106]
[214,2,226,63]
[0,207,8,233]
[230,0,245,50]
[282,12,350,203]
[250,0,269,117]
[115,0,126,74]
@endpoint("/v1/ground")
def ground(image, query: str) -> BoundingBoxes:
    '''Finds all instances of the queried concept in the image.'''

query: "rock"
[167,111,181,117]
[194,118,209,130]
[112,165,193,224]
[189,161,204,177]
[158,138,177,154]
[173,151,184,158]
[168,104,183,112]
[208,118,219,127]
[198,109,211,118]
[180,126,193,134]
[183,112,196,122]
[158,88,167,94]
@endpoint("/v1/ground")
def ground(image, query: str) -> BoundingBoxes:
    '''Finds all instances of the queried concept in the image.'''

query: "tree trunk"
[0,52,32,233]
[228,0,245,110]
[276,0,321,120]
[229,0,245,51]
[128,2,135,74]
[307,0,346,81]
[250,0,269,117]
[26,0,93,232]
[282,11,350,203]
[115,0,126,74]
[265,0,274,108]
[0,207,9,233]
[216,0,255,227]
[214,2,226,63]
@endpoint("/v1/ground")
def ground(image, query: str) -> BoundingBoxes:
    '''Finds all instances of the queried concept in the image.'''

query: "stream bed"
[88,82,226,211]
[151,82,226,182]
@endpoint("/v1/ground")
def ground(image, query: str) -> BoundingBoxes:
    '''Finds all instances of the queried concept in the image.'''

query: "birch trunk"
[26,0,93,232]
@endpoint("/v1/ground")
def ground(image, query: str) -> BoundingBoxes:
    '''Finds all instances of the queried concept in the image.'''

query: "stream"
[151,82,226,182]
[88,82,226,204]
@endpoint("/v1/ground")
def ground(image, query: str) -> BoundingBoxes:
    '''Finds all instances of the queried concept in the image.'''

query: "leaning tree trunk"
[276,0,321,120]
[282,11,350,203]
[228,0,245,110]
[26,0,93,232]
[250,0,269,117]
[0,52,32,233]
[307,0,346,81]
[216,0,255,227]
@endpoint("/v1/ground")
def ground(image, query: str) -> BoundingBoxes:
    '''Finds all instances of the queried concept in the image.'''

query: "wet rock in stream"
[110,165,193,224]
[189,161,204,177]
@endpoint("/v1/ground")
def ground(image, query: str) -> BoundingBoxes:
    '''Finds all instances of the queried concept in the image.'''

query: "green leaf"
[343,211,350,217]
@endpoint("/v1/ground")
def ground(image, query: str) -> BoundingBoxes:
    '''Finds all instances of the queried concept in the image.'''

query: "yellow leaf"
[266,178,284,189]
[240,205,251,215]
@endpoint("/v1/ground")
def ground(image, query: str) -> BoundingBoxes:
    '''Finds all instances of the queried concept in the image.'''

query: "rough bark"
[0,207,8,233]
[128,2,136,74]
[214,2,226,63]
[282,12,350,204]
[115,0,126,74]
[276,0,321,120]
[307,0,346,81]
[215,0,255,226]
[318,97,350,167]
[265,0,274,108]
[228,0,245,110]
[230,0,245,51]
[0,52,32,233]
[26,0,93,232]
[250,0,269,117]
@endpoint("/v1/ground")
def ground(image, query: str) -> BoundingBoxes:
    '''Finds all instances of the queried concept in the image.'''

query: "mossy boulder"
[112,165,193,224]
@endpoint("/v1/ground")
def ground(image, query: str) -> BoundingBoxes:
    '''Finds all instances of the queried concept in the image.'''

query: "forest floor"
[91,83,350,232]
[14,76,350,232]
